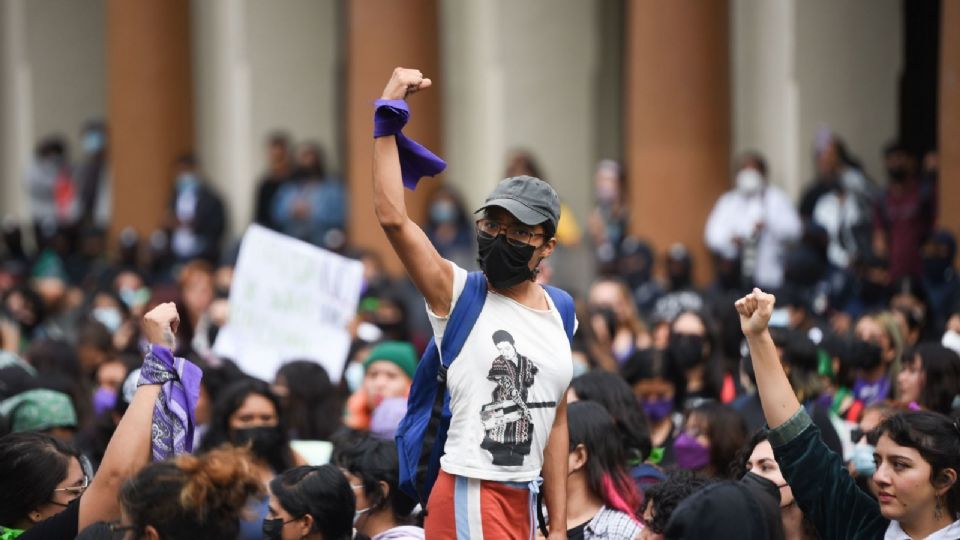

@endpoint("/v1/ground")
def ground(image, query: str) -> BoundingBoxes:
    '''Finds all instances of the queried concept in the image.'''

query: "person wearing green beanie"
[345,341,416,431]
[0,389,77,441]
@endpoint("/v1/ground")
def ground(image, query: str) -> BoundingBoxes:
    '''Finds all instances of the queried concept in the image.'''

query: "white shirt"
[427,262,575,482]
[704,185,801,289]
[812,191,864,269]
[884,519,960,540]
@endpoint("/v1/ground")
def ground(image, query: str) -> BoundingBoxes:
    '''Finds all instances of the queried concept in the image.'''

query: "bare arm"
[735,289,800,428]
[541,394,568,540]
[78,302,179,529]
[374,68,453,316]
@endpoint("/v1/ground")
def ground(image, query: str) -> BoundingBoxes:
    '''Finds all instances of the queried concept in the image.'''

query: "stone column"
[106,0,193,239]
[345,0,441,275]
[625,0,731,284]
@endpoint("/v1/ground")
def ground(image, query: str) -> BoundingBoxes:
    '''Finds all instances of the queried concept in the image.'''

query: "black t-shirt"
[18,498,79,540]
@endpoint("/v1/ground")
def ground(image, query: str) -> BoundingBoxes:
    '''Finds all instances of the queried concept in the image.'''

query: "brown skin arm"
[78,302,179,529]
[541,394,568,540]
[373,68,453,316]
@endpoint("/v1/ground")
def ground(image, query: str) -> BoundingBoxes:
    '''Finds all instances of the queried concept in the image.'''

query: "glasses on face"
[475,219,544,247]
[851,427,879,445]
[53,474,90,499]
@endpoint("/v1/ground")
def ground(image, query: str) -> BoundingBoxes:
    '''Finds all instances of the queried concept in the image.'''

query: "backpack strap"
[437,272,488,380]
[411,271,487,504]
[544,284,576,343]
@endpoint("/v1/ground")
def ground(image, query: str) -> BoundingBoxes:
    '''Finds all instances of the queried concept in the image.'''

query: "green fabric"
[0,389,77,432]
[647,446,665,465]
[364,341,417,379]
[771,408,889,539]
[0,526,24,539]
[30,249,68,281]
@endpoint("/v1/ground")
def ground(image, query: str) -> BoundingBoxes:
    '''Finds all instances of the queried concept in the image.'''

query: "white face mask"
[92,307,123,333]
[353,506,370,526]
[942,329,960,356]
[344,362,365,393]
[735,168,764,195]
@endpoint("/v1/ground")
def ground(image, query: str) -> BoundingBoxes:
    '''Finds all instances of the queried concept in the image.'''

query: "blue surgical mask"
[82,131,105,154]
[177,172,199,191]
[344,362,365,393]
[851,441,876,476]
[429,201,457,224]
[92,307,123,333]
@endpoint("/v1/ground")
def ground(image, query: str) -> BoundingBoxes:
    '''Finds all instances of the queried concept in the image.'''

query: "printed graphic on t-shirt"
[479,329,556,466]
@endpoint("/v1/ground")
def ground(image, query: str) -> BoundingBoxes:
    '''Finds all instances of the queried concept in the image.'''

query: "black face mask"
[232,425,283,459]
[477,234,536,289]
[668,334,706,370]
[887,166,908,183]
[847,339,883,371]
[262,517,297,540]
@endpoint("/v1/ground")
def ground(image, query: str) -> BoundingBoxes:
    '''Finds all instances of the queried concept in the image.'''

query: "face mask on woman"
[477,234,536,290]
[673,432,710,471]
[262,517,297,540]
[668,334,706,371]
[642,396,674,424]
[851,441,877,476]
[231,426,283,459]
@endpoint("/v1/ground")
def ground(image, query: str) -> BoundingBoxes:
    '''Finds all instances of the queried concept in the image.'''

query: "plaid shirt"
[584,506,644,539]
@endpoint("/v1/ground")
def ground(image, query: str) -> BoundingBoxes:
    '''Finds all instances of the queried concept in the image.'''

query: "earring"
[935,495,944,520]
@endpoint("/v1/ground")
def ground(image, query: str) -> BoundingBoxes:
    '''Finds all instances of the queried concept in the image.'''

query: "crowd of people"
[1,67,959,540]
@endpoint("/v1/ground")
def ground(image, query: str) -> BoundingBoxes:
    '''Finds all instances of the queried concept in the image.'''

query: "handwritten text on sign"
[213,225,364,382]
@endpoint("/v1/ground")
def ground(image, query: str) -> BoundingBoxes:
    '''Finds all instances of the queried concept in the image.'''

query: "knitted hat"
[363,341,417,380]
[0,389,77,432]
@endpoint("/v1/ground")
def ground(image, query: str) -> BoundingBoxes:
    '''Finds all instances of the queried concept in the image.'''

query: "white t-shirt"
[427,262,575,482]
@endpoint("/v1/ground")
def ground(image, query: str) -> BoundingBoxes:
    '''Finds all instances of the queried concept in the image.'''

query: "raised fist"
[143,302,180,350]
[734,288,776,337]
[381,67,432,101]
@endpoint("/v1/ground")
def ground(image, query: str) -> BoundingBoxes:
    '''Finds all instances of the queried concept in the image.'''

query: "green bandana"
[0,526,24,539]
[0,389,77,432]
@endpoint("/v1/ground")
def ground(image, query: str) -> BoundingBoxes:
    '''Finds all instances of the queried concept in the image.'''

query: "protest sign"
[213,225,364,382]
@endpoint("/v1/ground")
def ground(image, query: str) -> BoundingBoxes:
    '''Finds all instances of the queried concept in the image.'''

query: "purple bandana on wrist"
[373,99,446,189]
[138,344,203,461]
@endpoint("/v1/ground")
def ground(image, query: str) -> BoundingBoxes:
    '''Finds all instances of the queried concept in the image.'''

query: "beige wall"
[732,0,902,199]
[193,0,341,237]
[1,0,105,222]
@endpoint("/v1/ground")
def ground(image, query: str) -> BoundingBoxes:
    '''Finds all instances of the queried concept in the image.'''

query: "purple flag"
[374,99,447,189]
[138,344,203,461]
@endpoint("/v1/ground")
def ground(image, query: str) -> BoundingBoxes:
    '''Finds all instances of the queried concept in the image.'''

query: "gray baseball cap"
[475,176,561,229]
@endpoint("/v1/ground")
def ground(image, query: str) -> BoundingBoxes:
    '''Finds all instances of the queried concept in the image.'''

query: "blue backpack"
[395,272,576,505]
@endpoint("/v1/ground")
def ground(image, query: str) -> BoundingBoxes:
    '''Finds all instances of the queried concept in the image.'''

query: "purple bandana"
[138,344,203,461]
[373,99,446,189]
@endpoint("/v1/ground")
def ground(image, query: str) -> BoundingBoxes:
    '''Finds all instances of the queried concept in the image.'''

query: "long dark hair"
[686,402,746,479]
[0,432,79,525]
[199,378,294,473]
[270,465,354,540]
[570,371,652,462]
[120,446,263,540]
[332,433,416,525]
[276,361,342,440]
[875,411,960,517]
[568,401,642,517]
[910,344,960,414]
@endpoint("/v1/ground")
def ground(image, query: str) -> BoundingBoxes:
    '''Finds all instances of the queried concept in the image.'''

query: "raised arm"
[77,303,177,529]
[735,289,800,428]
[374,68,454,316]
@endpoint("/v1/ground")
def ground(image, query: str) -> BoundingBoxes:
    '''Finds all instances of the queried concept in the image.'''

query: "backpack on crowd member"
[396,271,576,506]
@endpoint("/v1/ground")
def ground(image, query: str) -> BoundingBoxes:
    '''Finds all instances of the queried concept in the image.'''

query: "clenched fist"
[143,302,180,350]
[381,67,432,101]
[735,288,776,337]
